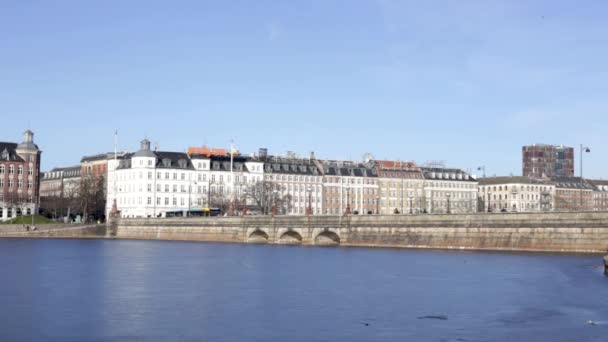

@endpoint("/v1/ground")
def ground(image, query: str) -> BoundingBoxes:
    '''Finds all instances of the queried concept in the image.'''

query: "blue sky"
[1,0,607,178]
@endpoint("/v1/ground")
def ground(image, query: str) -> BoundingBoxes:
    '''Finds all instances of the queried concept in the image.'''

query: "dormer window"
[162,158,171,167]
[178,159,187,168]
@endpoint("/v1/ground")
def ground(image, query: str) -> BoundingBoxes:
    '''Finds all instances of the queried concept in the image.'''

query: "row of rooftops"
[42,165,81,180]
[112,144,476,181]
[479,176,608,191]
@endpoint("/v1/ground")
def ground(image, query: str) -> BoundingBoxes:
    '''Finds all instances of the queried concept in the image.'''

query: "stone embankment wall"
[0,223,105,238]
[114,212,608,253]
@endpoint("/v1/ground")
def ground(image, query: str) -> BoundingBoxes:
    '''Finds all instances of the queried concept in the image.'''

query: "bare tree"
[209,190,231,215]
[246,181,293,215]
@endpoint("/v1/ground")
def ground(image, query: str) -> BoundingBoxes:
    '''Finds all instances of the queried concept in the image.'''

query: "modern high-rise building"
[522,144,574,178]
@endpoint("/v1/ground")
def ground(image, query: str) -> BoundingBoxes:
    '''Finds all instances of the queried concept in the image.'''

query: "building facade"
[552,177,594,212]
[589,180,608,212]
[375,160,423,214]
[262,155,324,215]
[320,160,378,215]
[106,139,264,218]
[478,177,555,212]
[0,130,42,221]
[40,166,81,198]
[421,167,477,214]
[523,144,574,178]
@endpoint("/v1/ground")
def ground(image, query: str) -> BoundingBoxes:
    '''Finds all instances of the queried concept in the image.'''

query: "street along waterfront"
[1,239,607,341]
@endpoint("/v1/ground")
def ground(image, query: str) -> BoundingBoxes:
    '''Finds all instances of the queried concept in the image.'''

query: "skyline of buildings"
[3,128,608,221]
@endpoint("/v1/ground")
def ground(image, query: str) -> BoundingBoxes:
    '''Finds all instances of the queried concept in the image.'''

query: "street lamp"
[188,180,197,217]
[446,193,451,214]
[580,144,591,210]
[487,192,492,213]
[271,189,278,216]
[345,187,351,215]
[477,166,486,178]
[306,187,313,216]
[408,193,413,214]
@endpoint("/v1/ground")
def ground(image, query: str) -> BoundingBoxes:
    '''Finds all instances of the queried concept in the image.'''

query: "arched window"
[18,166,23,175]
[0,165,4,174]
[9,165,14,174]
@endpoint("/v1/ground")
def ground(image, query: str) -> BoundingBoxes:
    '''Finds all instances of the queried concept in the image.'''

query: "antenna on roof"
[154,141,159,152]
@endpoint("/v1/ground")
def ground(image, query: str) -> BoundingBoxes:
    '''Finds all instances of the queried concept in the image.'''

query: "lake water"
[0,239,606,341]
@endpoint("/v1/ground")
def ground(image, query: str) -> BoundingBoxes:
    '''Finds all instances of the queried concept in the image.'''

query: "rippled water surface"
[0,239,607,341]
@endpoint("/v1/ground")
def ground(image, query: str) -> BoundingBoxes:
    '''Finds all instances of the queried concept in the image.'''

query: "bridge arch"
[314,230,340,246]
[247,229,269,243]
[278,230,303,245]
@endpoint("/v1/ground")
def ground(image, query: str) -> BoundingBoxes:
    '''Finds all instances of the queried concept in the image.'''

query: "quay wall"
[113,212,608,253]
[0,223,106,238]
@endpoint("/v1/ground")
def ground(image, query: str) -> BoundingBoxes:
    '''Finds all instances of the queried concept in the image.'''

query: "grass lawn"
[1,215,55,225]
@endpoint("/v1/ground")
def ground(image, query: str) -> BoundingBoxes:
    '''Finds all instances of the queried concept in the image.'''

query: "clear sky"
[1,0,607,178]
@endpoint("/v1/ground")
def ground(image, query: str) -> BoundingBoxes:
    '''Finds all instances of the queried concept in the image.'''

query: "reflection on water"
[0,239,606,341]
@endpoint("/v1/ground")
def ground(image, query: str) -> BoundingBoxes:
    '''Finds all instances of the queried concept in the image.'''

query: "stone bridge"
[112,212,608,253]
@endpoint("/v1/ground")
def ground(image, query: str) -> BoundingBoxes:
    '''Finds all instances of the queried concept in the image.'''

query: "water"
[0,239,607,342]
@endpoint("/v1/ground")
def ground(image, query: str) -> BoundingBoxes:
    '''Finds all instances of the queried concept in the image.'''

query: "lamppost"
[306,187,313,216]
[345,187,351,215]
[446,193,451,214]
[271,189,278,216]
[188,180,197,217]
[580,144,591,211]
[477,166,486,178]
[487,192,492,213]
[408,193,413,214]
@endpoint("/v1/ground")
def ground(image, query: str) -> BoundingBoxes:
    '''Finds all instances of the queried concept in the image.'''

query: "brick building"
[552,177,594,211]
[523,144,574,178]
[0,130,42,221]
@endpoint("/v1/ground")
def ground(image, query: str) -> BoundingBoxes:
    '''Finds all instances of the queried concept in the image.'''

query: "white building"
[421,167,478,214]
[478,177,555,212]
[106,139,264,218]
[262,155,324,215]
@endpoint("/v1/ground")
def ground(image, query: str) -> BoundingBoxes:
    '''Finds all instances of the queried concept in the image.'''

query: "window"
[165,184,169,192]
[18,166,23,175]
[157,184,161,192]
[173,173,177,180]
[165,197,169,205]
[181,173,185,180]
[0,165,3,174]
[9,165,14,174]
[165,172,169,179]
[28,167,33,175]
[148,172,152,180]
[157,172,161,179]
[173,198,177,206]
[157,197,161,205]
[28,180,32,189]
[181,185,186,192]
[180,198,185,206]
[147,184,152,192]
[173,185,177,192]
